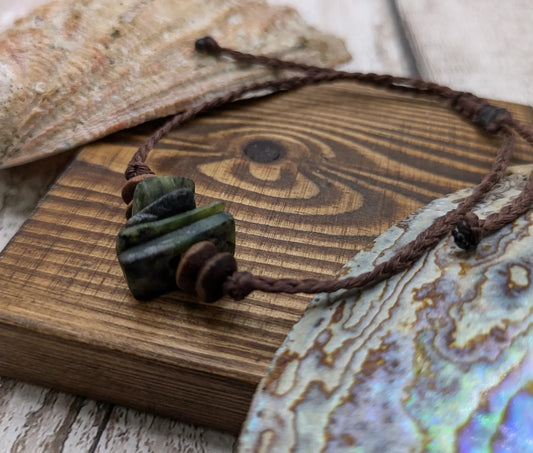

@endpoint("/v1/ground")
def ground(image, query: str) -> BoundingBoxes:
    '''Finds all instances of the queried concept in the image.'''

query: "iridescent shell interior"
[239,165,533,453]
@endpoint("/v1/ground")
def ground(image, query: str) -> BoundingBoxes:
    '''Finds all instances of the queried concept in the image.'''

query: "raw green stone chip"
[118,212,235,300]
[132,176,195,215]
[126,188,195,227]
[117,201,225,253]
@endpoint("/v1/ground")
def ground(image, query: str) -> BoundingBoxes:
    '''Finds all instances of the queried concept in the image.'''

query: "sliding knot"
[451,93,511,133]
[223,271,256,300]
[450,92,484,123]
[475,104,512,132]
[452,212,483,251]
[125,161,155,180]
[195,36,222,56]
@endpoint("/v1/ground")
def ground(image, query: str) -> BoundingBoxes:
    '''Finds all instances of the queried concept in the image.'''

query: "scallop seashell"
[0,0,350,168]
[238,165,533,453]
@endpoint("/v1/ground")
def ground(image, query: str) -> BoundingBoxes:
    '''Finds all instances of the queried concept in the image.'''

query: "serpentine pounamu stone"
[126,187,195,227]
[121,174,155,204]
[118,211,235,300]
[238,165,533,453]
[131,175,195,215]
[117,201,225,254]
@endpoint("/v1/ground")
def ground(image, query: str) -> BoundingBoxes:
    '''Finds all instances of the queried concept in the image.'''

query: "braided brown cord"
[125,73,392,180]
[511,119,533,147]
[195,36,337,74]
[468,169,533,236]
[127,37,516,179]
[224,130,518,299]
[125,37,533,301]
[125,70,477,180]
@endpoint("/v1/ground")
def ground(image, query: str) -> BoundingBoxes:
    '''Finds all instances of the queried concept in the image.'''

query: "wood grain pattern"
[0,2,396,449]
[0,82,531,437]
[94,406,235,453]
[3,2,533,451]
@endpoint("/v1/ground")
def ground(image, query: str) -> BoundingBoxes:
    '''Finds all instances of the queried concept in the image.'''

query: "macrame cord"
[122,37,533,302]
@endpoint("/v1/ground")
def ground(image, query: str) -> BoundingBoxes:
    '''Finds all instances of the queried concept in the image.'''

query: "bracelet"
[116,37,533,303]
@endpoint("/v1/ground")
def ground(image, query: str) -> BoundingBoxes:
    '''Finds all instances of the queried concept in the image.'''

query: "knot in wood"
[243,139,284,163]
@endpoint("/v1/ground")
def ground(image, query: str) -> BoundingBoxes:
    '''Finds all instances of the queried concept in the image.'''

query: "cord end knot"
[452,212,483,251]
[195,36,222,56]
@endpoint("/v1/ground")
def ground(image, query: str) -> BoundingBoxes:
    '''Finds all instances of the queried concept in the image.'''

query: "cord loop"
[121,38,533,301]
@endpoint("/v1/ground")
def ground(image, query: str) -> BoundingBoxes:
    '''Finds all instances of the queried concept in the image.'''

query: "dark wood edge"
[0,320,254,434]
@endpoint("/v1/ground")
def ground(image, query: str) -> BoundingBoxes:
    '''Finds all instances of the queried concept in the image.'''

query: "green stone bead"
[132,176,195,215]
[117,212,235,300]
[117,201,225,254]
[126,188,195,227]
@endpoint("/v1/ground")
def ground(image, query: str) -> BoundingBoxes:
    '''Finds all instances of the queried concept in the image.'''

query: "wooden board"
[0,1,412,449]
[0,81,531,435]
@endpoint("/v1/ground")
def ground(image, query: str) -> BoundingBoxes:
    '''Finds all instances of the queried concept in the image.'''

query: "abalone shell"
[238,165,533,453]
[0,0,349,168]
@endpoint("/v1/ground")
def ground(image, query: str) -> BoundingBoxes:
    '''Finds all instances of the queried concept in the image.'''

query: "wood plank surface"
[0,2,406,449]
[94,407,235,453]
[0,380,108,452]
[396,0,533,105]
[0,80,532,439]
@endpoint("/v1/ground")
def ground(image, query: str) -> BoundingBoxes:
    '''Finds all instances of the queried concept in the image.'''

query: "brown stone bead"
[196,252,237,303]
[175,241,218,293]
[125,201,133,219]
[121,174,155,204]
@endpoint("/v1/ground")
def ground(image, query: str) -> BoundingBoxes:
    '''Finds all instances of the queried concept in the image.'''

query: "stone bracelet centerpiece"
[117,174,236,302]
